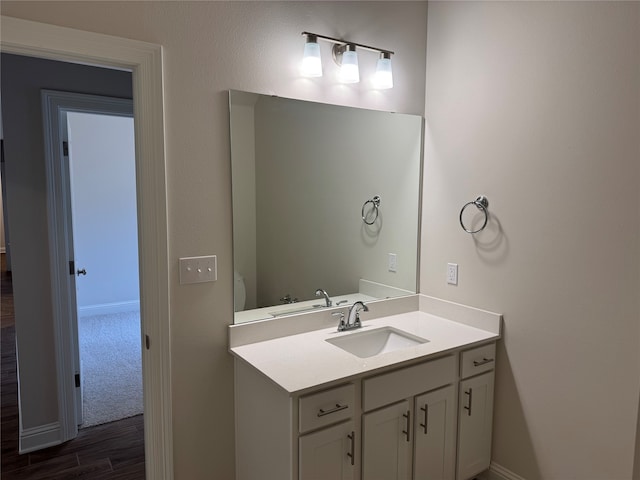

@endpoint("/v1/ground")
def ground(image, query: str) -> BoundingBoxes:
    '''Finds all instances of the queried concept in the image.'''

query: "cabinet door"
[457,372,495,480]
[414,385,456,480]
[299,420,356,480]
[362,400,411,480]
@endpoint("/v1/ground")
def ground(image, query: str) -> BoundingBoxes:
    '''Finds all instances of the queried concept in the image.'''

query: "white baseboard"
[20,422,63,453]
[77,300,140,317]
[482,462,527,480]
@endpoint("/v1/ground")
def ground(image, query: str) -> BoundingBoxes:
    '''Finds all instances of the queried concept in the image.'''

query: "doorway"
[64,108,142,428]
[1,18,171,478]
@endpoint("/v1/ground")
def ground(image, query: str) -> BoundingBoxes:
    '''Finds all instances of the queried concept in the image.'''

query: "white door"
[414,385,456,480]
[457,372,495,480]
[299,420,356,480]
[362,400,412,480]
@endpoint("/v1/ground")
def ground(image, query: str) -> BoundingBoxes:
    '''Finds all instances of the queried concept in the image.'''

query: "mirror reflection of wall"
[230,91,423,324]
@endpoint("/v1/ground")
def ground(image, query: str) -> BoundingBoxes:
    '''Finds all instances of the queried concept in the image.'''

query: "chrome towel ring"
[362,195,381,225]
[459,195,489,234]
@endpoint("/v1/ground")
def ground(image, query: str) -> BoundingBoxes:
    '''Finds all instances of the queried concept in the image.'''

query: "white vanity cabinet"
[361,355,457,480]
[456,343,496,480]
[362,400,412,480]
[299,420,356,480]
[414,385,457,480]
[298,383,357,480]
[233,310,500,480]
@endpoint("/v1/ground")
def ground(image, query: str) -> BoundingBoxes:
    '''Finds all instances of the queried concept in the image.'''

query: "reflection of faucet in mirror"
[339,301,368,332]
[315,288,332,307]
[280,294,298,304]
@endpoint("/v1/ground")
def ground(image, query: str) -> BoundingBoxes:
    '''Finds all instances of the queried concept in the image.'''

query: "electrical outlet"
[388,253,397,272]
[179,255,217,284]
[447,263,458,285]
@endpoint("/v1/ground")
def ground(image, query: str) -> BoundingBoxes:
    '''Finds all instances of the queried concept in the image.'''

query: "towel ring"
[362,195,381,225]
[459,195,489,234]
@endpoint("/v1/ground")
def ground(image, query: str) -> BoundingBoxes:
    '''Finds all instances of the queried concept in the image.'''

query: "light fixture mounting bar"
[301,31,394,56]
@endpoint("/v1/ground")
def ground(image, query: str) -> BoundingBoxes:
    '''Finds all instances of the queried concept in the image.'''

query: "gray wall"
[0,53,132,428]
[1,3,428,477]
[422,2,640,478]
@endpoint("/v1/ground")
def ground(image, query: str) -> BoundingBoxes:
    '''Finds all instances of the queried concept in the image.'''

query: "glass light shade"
[301,38,322,77]
[340,45,360,84]
[373,54,393,89]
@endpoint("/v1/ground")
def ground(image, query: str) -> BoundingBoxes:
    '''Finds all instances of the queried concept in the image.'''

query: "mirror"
[230,91,423,324]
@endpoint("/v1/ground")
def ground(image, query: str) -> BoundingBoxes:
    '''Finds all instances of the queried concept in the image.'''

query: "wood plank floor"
[1,254,146,479]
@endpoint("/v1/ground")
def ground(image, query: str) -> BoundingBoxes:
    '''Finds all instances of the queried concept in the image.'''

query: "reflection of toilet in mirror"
[234,271,246,312]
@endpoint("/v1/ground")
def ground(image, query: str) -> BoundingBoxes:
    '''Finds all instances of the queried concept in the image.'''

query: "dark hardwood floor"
[1,254,146,479]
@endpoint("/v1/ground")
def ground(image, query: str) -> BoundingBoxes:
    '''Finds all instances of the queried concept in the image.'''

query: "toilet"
[234,270,246,312]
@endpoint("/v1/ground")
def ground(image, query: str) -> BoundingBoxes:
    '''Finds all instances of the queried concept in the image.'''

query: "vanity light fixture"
[301,33,323,77]
[301,31,394,89]
[338,44,360,83]
[373,52,393,90]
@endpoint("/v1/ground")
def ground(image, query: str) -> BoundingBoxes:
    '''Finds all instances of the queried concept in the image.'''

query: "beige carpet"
[78,311,143,427]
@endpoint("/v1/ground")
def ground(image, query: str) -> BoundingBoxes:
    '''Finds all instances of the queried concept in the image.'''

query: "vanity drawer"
[299,383,355,433]
[363,355,456,412]
[460,343,496,379]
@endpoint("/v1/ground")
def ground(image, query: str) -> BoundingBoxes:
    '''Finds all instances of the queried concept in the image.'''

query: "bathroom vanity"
[229,295,501,480]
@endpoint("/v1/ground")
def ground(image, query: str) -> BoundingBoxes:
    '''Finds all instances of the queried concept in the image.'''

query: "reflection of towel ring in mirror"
[459,195,489,233]
[362,195,381,225]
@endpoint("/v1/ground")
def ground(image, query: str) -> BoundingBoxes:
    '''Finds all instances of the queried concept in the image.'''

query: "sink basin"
[326,326,429,358]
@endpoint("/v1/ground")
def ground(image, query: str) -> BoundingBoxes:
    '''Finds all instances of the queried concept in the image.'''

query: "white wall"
[67,112,139,314]
[422,2,640,479]
[0,2,428,478]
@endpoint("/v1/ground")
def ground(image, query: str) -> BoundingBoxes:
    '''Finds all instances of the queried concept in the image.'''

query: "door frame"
[42,90,136,431]
[1,16,173,479]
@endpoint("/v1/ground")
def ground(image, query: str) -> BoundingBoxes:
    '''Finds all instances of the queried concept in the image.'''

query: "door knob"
[76,268,87,276]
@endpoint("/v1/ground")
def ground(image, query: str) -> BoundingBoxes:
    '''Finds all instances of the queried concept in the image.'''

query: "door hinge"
[75,373,80,388]
[69,260,75,276]
[63,141,69,157]
[145,335,150,350]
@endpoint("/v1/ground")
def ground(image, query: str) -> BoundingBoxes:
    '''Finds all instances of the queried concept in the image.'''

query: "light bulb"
[340,44,360,84]
[301,34,322,77]
[373,52,393,89]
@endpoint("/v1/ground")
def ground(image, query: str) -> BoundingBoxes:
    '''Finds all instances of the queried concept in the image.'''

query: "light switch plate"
[179,255,217,284]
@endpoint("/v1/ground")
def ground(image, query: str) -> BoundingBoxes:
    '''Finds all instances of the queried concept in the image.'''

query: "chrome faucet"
[335,301,368,332]
[315,288,332,307]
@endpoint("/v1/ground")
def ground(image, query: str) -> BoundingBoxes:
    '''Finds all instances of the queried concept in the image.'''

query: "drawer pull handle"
[402,410,411,442]
[473,357,494,367]
[464,388,473,416]
[419,404,428,434]
[317,403,348,417]
[347,431,355,466]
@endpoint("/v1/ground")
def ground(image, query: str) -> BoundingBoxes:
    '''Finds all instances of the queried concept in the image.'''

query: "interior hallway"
[1,253,146,479]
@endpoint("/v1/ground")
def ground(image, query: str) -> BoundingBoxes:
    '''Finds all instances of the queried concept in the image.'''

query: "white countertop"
[230,297,501,394]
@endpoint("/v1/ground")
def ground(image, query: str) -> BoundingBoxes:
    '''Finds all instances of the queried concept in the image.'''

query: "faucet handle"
[332,312,346,332]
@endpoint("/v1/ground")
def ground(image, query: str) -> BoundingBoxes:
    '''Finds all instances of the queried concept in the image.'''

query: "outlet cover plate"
[447,263,458,285]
